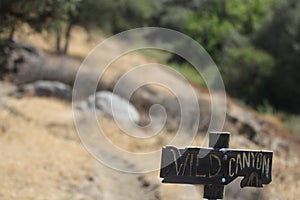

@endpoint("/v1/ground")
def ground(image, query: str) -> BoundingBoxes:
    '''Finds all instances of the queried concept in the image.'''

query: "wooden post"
[203,132,230,200]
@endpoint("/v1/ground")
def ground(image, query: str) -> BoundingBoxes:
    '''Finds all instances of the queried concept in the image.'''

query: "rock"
[0,40,111,99]
[76,91,140,123]
[227,101,263,140]
[256,132,272,148]
[12,80,73,100]
[123,84,201,133]
[0,81,17,97]
[270,137,290,154]
[0,39,44,84]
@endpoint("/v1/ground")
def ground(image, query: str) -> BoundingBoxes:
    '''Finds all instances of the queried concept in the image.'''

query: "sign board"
[160,146,273,187]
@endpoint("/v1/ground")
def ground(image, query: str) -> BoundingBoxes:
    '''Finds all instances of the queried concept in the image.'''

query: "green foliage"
[225,0,275,34]
[175,0,285,112]
[221,47,275,106]
[186,10,232,58]
[151,4,192,32]
[253,0,300,113]
[69,0,159,35]
[109,0,157,33]
[1,0,300,114]
[0,0,81,34]
[170,63,205,86]
[257,100,275,115]
[0,0,81,54]
[184,0,275,60]
[70,0,116,33]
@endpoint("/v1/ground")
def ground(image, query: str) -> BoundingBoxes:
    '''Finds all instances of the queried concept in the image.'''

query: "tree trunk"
[9,26,15,40]
[55,29,61,54]
[221,0,227,18]
[63,22,73,55]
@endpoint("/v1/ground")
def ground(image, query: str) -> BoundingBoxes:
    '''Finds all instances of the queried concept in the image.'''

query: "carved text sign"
[160,146,273,187]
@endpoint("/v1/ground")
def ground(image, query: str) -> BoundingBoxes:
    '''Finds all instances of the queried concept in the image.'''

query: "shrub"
[220,47,274,106]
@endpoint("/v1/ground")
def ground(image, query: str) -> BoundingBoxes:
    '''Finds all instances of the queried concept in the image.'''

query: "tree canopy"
[1,0,299,113]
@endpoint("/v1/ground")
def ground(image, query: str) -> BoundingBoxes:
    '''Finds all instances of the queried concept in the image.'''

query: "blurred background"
[0,0,299,199]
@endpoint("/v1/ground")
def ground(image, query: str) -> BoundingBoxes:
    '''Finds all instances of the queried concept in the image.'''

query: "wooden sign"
[160,146,273,187]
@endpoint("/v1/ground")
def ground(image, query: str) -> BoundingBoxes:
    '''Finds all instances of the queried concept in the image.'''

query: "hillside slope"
[0,27,299,199]
[0,94,299,199]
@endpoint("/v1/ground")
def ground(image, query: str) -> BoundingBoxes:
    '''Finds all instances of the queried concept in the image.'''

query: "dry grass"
[0,97,99,200]
[1,96,300,199]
